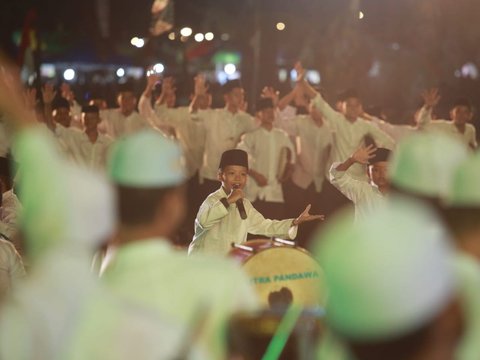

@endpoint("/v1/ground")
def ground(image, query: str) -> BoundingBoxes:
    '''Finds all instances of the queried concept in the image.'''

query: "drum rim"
[239,240,318,267]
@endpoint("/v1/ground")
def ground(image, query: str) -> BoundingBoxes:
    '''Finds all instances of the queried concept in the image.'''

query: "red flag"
[17,9,38,67]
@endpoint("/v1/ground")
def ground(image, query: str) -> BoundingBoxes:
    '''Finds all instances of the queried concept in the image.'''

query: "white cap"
[63,165,116,249]
[314,198,455,341]
[388,132,468,199]
[108,130,185,187]
[447,153,480,207]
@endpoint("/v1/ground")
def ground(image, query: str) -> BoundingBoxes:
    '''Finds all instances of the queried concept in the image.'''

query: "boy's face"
[368,161,389,188]
[82,112,101,130]
[117,91,137,115]
[218,165,248,193]
[342,97,363,120]
[451,105,472,125]
[224,87,245,108]
[258,107,275,124]
[53,107,71,127]
[165,92,176,108]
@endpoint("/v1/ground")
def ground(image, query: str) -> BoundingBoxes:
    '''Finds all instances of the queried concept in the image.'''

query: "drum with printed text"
[229,239,326,308]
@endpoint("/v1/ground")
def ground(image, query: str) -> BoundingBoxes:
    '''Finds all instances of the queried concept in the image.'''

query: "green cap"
[447,152,480,207]
[313,198,455,341]
[108,130,185,188]
[388,132,468,198]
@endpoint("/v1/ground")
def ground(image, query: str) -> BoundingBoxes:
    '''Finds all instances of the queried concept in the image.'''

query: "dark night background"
[1,0,480,132]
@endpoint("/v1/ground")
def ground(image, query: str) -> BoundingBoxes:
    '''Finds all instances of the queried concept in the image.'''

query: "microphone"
[233,184,248,220]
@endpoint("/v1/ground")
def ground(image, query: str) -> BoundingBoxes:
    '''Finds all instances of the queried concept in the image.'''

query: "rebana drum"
[229,239,326,308]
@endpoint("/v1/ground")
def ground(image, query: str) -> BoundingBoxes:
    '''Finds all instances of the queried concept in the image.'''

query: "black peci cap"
[219,149,249,170]
[370,148,392,164]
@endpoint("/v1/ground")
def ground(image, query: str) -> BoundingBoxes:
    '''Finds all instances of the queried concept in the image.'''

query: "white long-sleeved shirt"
[290,115,333,192]
[188,187,298,256]
[192,109,257,181]
[237,126,295,203]
[98,109,148,139]
[138,95,206,177]
[369,115,428,142]
[329,162,386,222]
[69,100,83,130]
[312,94,395,181]
[55,126,113,172]
[101,238,259,360]
[418,107,478,149]
[0,238,25,300]
[0,190,21,240]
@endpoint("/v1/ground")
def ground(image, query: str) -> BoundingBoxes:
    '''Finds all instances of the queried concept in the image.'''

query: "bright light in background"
[290,69,298,81]
[126,67,144,79]
[391,43,400,51]
[116,68,125,77]
[63,68,75,81]
[153,63,165,74]
[180,27,193,37]
[306,70,321,84]
[168,32,175,40]
[278,69,288,82]
[359,11,364,19]
[130,37,145,48]
[40,64,56,78]
[461,62,478,79]
[205,32,214,41]
[224,63,237,75]
[368,60,381,77]
[276,22,286,31]
[194,33,204,42]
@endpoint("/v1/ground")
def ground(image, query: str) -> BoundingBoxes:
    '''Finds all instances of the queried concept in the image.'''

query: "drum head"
[243,246,325,308]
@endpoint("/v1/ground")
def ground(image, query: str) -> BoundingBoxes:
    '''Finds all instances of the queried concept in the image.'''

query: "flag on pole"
[150,0,174,36]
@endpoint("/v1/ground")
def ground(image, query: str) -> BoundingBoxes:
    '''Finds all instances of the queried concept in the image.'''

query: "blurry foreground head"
[21,163,115,260]
[388,132,468,209]
[108,130,186,238]
[314,199,458,360]
[444,152,480,260]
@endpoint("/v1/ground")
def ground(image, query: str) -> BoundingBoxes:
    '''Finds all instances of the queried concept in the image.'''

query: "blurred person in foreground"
[444,152,480,261]
[314,199,480,360]
[388,131,468,213]
[0,59,194,360]
[100,130,259,359]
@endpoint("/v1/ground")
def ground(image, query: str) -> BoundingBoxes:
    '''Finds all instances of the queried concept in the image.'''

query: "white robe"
[189,187,298,256]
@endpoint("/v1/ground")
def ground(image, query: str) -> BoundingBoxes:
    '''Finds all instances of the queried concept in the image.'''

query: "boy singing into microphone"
[188,149,323,256]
